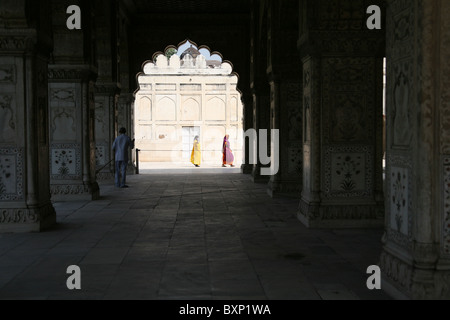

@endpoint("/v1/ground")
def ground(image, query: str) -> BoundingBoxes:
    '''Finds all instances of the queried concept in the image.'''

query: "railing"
[135,148,141,174]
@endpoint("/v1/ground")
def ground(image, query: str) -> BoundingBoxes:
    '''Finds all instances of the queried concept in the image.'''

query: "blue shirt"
[112,134,134,162]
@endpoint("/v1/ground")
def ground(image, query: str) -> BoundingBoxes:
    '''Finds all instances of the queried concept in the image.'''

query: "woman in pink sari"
[222,135,235,167]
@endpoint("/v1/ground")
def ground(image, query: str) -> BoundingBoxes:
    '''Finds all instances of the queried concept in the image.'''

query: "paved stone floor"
[0,171,391,300]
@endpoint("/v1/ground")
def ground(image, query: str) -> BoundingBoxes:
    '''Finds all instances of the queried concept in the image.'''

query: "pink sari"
[222,136,234,165]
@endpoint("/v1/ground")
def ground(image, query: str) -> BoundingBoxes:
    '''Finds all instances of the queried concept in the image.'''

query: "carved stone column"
[249,0,271,183]
[0,0,56,232]
[297,0,385,228]
[48,67,99,200]
[381,0,450,300]
[240,93,253,174]
[251,88,271,183]
[267,72,303,197]
[94,84,120,180]
[94,0,121,180]
[117,3,136,173]
[267,0,303,198]
[48,0,99,201]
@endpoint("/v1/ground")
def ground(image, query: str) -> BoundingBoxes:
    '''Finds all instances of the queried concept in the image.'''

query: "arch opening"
[133,40,244,171]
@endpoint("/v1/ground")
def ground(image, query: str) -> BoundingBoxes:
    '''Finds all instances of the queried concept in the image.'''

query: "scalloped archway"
[133,40,244,169]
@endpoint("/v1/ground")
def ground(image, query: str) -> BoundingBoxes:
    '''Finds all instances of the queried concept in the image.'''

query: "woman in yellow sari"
[190,136,201,167]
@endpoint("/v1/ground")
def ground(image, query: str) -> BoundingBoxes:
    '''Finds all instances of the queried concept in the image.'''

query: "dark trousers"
[115,161,128,187]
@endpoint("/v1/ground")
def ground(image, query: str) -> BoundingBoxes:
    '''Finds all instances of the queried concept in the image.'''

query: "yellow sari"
[190,140,201,166]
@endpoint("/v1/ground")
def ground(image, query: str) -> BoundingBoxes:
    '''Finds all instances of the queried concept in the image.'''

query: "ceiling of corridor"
[126,0,251,15]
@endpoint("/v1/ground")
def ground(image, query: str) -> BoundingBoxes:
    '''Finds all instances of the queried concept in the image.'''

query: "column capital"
[95,82,122,96]
[0,28,53,56]
[48,64,98,82]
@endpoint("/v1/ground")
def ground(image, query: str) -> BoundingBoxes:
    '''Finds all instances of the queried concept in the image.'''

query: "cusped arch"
[138,96,152,121]
[182,97,201,121]
[156,96,176,121]
[206,96,226,121]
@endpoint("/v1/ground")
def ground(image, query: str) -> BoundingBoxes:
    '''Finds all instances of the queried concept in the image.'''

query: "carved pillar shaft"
[48,0,99,200]
[264,0,303,197]
[267,72,303,198]
[48,66,99,201]
[297,0,385,228]
[381,0,450,300]
[241,93,253,174]
[0,0,56,232]
[95,84,120,180]
[251,90,270,183]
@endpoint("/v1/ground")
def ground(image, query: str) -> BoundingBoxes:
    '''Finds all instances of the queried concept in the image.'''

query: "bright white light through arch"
[134,40,244,170]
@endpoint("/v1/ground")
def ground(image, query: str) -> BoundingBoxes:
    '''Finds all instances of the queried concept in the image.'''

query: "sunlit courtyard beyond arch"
[134,40,244,171]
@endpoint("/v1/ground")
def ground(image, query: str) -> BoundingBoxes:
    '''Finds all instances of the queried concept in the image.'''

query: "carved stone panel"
[386,155,413,249]
[444,157,450,256]
[0,94,15,143]
[95,101,108,140]
[390,166,409,236]
[287,102,302,141]
[322,58,375,145]
[331,93,366,142]
[440,1,450,154]
[0,148,23,201]
[95,145,107,166]
[50,144,81,179]
[315,0,366,31]
[50,88,75,102]
[0,65,16,83]
[288,146,302,175]
[50,87,77,142]
[392,70,412,148]
[51,107,77,141]
[323,146,373,199]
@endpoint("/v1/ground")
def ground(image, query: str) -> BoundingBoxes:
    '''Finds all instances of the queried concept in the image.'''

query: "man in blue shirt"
[112,127,135,188]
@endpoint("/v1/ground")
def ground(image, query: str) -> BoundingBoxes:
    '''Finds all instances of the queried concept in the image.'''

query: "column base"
[241,164,253,174]
[267,179,301,198]
[0,202,56,233]
[380,247,450,300]
[96,171,114,180]
[298,198,384,228]
[51,181,100,201]
[252,166,270,183]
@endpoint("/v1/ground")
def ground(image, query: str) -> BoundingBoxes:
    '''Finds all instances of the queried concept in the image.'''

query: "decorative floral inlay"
[52,149,75,175]
[334,155,363,191]
[390,167,408,236]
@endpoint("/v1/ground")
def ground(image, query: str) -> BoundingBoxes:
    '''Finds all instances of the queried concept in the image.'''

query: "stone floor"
[0,171,391,300]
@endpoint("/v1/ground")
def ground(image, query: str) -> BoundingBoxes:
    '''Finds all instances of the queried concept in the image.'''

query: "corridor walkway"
[0,172,391,300]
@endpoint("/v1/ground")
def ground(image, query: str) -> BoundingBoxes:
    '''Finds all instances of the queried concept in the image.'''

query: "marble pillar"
[48,0,99,201]
[381,0,450,300]
[241,93,254,174]
[298,0,385,228]
[266,0,303,198]
[267,73,303,198]
[251,89,271,183]
[48,66,100,201]
[0,0,56,232]
[94,0,121,180]
[94,84,120,180]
